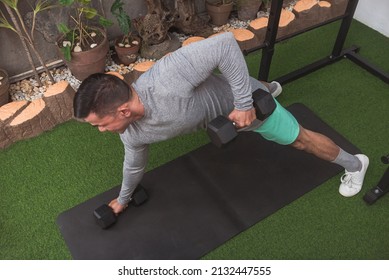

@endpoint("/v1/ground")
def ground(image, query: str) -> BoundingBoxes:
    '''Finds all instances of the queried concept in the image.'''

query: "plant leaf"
[57,22,70,34]
[82,7,97,19]
[99,16,113,28]
[117,13,130,35]
[58,0,73,7]
[60,45,71,61]
[79,0,91,6]
[0,0,18,10]
[110,0,123,15]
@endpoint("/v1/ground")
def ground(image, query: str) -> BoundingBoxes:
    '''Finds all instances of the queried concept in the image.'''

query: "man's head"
[74,73,134,133]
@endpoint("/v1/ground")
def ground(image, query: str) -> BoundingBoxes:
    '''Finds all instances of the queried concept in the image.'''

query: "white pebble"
[62,41,71,47]
[73,45,82,52]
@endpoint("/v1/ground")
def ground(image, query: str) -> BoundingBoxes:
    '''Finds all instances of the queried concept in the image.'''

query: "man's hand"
[228,107,256,129]
[108,199,127,215]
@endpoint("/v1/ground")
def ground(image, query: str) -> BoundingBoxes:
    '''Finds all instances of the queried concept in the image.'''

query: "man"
[74,32,369,214]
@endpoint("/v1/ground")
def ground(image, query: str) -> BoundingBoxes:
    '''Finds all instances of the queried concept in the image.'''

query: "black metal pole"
[331,0,360,57]
[258,0,283,81]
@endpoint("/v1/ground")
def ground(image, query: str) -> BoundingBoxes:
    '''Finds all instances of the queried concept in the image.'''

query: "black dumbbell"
[207,88,276,147]
[94,184,149,229]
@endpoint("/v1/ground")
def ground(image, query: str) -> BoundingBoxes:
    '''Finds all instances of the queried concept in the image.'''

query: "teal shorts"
[253,100,300,145]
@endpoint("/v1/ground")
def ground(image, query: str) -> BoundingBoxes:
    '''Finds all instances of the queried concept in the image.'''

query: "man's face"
[84,111,130,134]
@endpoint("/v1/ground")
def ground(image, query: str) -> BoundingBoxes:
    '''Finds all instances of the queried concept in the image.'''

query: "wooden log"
[106,71,132,87]
[248,17,268,44]
[182,36,205,47]
[318,1,332,22]
[5,98,57,143]
[0,100,29,149]
[327,0,348,18]
[106,71,125,80]
[0,100,29,123]
[277,8,296,38]
[230,29,260,51]
[43,81,75,124]
[126,60,156,84]
[293,0,322,30]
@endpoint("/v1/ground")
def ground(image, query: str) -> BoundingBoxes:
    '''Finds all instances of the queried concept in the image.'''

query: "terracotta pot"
[114,35,141,65]
[206,1,233,26]
[0,68,10,106]
[58,28,109,81]
[237,0,263,21]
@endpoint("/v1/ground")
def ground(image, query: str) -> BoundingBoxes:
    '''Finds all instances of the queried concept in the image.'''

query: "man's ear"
[117,103,131,117]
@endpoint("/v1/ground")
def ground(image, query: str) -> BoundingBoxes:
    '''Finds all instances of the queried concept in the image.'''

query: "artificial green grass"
[1,19,388,260]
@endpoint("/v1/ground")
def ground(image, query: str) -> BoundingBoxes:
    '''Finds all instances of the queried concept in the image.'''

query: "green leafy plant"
[110,0,130,39]
[0,0,55,85]
[57,0,113,61]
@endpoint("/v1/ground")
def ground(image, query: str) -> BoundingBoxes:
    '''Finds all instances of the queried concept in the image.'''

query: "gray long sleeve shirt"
[118,32,267,205]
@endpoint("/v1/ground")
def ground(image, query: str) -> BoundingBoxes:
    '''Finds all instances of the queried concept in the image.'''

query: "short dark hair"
[73,73,132,118]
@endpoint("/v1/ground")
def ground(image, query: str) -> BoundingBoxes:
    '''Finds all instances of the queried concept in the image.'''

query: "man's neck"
[128,87,145,121]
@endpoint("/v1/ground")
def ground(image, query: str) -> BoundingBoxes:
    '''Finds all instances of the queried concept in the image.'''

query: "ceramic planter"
[114,35,141,65]
[237,0,263,21]
[58,28,109,81]
[206,1,233,26]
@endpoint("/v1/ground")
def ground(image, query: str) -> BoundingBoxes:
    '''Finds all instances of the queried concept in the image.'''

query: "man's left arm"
[161,32,256,127]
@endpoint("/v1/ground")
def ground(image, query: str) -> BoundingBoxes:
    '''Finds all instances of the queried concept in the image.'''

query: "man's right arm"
[117,140,149,208]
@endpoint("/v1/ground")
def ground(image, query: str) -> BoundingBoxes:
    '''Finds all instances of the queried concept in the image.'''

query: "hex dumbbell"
[206,88,276,147]
[93,184,149,229]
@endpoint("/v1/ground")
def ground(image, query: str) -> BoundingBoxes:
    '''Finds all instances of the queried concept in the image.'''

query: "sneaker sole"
[270,81,282,98]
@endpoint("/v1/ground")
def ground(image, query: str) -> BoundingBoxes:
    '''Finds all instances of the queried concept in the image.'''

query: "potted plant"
[110,0,140,65]
[56,0,113,81]
[205,0,233,26]
[0,68,10,106]
[0,0,55,87]
[235,0,263,21]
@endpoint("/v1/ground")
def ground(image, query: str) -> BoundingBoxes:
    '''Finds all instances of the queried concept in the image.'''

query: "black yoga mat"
[57,103,360,259]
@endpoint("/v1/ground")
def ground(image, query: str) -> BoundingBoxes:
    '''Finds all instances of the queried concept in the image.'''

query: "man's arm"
[111,138,149,214]
[155,32,254,111]
[153,32,256,127]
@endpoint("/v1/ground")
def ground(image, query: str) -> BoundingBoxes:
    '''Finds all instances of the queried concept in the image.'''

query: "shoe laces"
[341,171,353,185]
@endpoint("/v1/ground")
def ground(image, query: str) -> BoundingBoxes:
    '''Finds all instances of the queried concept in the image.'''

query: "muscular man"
[74,32,369,214]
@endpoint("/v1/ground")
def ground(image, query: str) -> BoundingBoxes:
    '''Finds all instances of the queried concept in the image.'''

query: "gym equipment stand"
[363,154,389,205]
[244,0,389,85]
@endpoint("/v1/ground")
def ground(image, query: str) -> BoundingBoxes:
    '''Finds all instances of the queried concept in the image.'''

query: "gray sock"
[332,148,361,172]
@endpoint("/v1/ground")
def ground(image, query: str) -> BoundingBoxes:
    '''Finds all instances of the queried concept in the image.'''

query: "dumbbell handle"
[381,154,389,164]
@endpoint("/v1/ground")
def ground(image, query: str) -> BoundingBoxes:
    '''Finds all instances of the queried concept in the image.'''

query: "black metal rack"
[244,0,389,85]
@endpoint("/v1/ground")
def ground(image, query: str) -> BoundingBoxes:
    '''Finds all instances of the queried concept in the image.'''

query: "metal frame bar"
[244,0,389,85]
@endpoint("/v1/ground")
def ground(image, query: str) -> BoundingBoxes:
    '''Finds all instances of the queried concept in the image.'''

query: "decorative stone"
[73,45,82,52]
[63,41,71,47]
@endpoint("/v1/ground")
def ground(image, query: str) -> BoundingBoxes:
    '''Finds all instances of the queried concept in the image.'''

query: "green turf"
[1,19,389,260]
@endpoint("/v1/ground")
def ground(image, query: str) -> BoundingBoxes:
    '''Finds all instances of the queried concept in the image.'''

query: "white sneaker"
[339,154,369,197]
[269,81,282,98]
